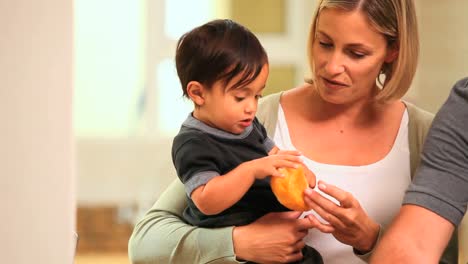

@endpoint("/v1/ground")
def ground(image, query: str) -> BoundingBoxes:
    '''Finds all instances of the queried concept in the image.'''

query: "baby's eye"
[255,94,263,100]
[235,96,245,102]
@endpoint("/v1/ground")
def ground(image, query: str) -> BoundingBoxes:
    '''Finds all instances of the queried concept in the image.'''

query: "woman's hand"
[304,181,380,253]
[232,211,316,264]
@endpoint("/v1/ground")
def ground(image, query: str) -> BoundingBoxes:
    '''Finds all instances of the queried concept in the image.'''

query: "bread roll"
[271,165,312,211]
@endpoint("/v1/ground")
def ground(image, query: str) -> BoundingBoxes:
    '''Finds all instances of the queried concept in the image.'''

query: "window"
[74,0,146,137]
[74,0,313,138]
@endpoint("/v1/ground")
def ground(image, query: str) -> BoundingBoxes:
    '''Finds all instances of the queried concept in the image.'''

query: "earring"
[378,64,388,88]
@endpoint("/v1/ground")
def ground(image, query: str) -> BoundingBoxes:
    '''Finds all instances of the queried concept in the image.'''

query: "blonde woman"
[129,0,457,263]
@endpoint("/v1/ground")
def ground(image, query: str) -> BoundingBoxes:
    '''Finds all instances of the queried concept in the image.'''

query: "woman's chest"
[289,123,399,166]
[302,160,412,263]
[305,157,411,223]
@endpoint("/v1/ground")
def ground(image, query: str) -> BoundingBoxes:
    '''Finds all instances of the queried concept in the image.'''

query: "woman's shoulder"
[257,92,283,135]
[258,92,282,118]
[403,100,434,127]
[258,91,284,108]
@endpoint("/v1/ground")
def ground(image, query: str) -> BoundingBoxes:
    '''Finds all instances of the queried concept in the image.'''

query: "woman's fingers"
[284,251,305,264]
[304,191,347,229]
[314,181,363,226]
[305,183,363,229]
[234,212,306,264]
[306,182,356,219]
[263,211,315,235]
[305,213,335,233]
[317,180,356,208]
[238,211,322,263]
[294,214,317,231]
[292,239,306,253]
[303,182,380,251]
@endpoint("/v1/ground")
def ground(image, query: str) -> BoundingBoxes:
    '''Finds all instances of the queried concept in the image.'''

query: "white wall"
[412,0,468,113]
[0,0,75,263]
[76,137,176,207]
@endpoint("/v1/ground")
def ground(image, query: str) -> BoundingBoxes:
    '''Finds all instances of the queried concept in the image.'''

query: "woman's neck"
[284,83,385,129]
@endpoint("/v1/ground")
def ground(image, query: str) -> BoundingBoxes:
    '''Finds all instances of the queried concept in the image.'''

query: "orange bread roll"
[271,165,312,211]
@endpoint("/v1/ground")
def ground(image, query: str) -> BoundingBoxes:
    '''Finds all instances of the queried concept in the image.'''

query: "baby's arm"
[192,151,301,215]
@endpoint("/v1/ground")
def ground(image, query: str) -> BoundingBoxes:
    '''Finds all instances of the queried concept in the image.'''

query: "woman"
[129,0,456,263]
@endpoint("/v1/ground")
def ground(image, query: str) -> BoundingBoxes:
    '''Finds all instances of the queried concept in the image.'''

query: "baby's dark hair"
[175,19,268,97]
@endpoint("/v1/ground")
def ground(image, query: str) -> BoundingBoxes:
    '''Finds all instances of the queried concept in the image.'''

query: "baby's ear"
[187,81,205,106]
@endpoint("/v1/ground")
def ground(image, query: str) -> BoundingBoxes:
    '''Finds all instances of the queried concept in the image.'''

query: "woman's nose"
[325,52,345,75]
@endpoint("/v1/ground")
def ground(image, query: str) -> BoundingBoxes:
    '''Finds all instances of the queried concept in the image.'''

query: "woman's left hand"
[303,180,380,253]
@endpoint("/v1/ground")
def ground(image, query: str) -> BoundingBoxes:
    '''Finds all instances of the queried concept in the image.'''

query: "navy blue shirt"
[172,115,288,227]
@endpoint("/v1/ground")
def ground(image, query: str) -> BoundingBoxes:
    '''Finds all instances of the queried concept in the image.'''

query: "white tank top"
[274,105,411,264]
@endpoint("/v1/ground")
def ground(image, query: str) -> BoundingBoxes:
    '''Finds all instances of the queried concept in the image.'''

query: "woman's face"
[312,8,394,105]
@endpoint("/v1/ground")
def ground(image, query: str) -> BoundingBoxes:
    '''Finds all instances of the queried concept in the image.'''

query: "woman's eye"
[319,41,333,48]
[349,50,366,59]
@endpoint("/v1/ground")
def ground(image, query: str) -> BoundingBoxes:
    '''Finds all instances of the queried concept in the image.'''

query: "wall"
[412,0,468,113]
[0,0,75,263]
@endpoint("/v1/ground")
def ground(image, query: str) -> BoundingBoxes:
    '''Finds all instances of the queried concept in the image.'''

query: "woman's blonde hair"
[306,0,419,103]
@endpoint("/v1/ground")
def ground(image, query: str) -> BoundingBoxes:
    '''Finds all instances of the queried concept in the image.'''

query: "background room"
[74,0,468,263]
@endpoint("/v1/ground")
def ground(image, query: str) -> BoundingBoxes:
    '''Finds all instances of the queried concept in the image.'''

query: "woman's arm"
[128,179,240,264]
[128,178,318,264]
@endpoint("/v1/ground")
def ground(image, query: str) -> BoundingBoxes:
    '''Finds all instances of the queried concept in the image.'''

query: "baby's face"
[197,64,269,134]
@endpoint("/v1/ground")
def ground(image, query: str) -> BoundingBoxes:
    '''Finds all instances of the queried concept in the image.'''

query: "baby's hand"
[268,146,301,157]
[271,148,316,188]
[248,152,302,179]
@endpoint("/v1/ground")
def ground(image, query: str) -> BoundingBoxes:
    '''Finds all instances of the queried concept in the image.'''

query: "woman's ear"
[187,81,205,106]
[385,44,399,63]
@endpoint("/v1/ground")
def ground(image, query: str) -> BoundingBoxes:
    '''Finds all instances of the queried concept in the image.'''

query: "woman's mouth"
[322,77,348,89]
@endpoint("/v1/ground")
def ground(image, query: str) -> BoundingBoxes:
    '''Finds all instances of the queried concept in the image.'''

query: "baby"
[172,19,321,263]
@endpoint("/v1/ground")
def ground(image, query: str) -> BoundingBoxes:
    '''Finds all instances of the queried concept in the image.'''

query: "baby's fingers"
[271,168,285,177]
[276,154,303,163]
[276,150,302,156]
[275,159,301,169]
